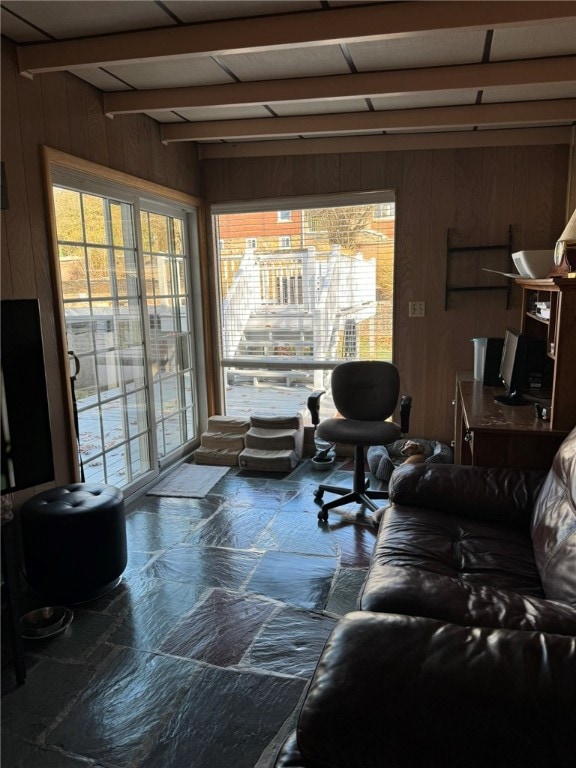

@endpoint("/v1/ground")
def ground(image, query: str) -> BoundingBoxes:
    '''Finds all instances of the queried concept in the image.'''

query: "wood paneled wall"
[1,41,200,502]
[202,145,569,443]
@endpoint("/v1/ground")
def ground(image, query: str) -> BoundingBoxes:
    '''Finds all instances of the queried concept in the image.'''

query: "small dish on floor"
[21,606,74,640]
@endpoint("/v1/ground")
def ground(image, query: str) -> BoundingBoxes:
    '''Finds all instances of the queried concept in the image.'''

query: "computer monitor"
[494,328,546,406]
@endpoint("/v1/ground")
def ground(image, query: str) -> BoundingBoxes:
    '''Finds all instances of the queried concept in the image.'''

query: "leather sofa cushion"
[531,426,576,605]
[360,506,576,634]
[294,612,576,768]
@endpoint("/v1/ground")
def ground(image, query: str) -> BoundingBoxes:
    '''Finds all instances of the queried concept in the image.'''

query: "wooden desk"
[454,375,568,470]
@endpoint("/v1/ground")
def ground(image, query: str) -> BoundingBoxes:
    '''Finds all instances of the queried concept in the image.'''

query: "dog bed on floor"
[367,438,453,482]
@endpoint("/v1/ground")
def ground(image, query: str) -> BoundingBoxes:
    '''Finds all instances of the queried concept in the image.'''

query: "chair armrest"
[306,390,325,427]
[297,612,576,768]
[388,463,547,525]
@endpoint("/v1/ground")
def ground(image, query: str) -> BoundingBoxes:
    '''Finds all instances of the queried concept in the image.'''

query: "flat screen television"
[494,328,546,406]
[1,299,55,492]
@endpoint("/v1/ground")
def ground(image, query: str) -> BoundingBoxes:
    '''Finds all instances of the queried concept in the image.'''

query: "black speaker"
[483,337,505,386]
[1,299,55,492]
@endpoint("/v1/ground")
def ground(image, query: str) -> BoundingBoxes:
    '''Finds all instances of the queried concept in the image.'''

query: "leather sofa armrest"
[388,463,547,525]
[296,612,576,768]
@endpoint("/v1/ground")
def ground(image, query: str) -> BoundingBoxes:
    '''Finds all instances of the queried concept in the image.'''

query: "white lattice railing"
[220,246,377,360]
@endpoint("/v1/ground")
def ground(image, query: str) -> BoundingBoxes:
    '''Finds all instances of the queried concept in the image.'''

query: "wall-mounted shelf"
[517,277,576,430]
[445,226,513,310]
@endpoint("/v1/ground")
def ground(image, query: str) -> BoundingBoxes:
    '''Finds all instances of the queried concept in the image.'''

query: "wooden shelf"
[445,226,513,310]
[517,277,576,431]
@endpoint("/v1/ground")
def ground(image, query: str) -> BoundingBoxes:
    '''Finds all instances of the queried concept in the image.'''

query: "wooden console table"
[454,374,567,470]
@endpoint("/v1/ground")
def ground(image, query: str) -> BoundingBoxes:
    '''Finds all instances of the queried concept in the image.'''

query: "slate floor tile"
[108,577,206,651]
[186,504,275,549]
[160,588,276,665]
[246,550,337,610]
[138,665,306,768]
[125,509,200,552]
[1,659,93,741]
[147,543,261,588]
[248,606,338,677]
[21,609,116,661]
[255,508,339,556]
[46,647,199,766]
[326,567,368,615]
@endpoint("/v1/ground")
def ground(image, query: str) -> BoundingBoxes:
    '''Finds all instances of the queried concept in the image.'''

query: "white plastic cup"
[472,338,487,381]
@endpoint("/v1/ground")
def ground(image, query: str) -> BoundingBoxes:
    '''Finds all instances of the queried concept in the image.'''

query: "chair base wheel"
[318,508,329,522]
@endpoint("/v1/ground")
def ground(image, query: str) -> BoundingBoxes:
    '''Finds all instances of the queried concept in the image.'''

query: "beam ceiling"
[103,57,576,116]
[17,1,575,76]
[160,100,576,142]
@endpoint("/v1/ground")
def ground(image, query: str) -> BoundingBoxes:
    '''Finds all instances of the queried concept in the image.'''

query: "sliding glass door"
[51,176,200,494]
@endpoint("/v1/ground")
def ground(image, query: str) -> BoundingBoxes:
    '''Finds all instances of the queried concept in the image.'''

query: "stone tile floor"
[1,459,386,768]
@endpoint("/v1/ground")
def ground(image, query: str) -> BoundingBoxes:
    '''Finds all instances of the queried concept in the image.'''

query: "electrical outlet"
[409,301,425,318]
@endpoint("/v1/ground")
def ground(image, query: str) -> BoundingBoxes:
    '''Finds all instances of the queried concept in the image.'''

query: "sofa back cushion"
[531,427,576,604]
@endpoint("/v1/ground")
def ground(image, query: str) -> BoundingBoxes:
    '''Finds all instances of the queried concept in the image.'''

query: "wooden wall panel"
[85,85,109,168]
[292,155,315,196]
[40,73,71,152]
[201,142,569,443]
[0,40,201,498]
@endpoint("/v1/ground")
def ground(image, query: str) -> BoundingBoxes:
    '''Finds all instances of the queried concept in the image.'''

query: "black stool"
[21,483,127,604]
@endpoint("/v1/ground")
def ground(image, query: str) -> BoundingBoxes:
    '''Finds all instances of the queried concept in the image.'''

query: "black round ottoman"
[21,483,127,604]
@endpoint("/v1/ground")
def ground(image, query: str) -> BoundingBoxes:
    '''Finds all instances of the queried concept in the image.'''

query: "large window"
[49,160,202,495]
[212,192,395,421]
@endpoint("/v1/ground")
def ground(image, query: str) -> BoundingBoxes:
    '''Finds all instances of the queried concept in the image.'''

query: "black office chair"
[311,361,411,522]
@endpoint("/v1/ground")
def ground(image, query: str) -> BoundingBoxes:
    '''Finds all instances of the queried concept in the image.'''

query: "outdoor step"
[236,340,313,352]
[243,322,313,339]
[238,447,299,473]
[244,316,313,333]
[251,307,312,318]
[226,369,313,387]
[245,427,302,452]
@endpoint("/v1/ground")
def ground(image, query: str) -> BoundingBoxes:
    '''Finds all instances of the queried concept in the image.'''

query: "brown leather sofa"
[274,427,576,768]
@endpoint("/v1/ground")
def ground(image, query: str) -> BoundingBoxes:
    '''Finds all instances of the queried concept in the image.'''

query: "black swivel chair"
[311,361,411,522]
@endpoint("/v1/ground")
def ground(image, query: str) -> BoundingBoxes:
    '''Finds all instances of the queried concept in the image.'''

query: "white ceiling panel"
[163,1,323,23]
[217,45,349,81]
[104,58,235,90]
[483,83,576,104]
[371,90,477,111]
[348,30,486,71]
[0,7,50,42]
[143,111,186,124]
[1,1,175,39]
[174,105,273,122]
[72,69,134,92]
[491,21,576,61]
[270,98,370,116]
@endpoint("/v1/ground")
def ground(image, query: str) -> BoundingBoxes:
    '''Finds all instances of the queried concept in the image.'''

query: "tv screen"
[1,299,55,492]
[495,328,546,406]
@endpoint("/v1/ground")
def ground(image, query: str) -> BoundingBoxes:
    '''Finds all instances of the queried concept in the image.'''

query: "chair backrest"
[330,361,400,421]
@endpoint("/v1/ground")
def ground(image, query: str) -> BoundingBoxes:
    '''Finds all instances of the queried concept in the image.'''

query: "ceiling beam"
[103,56,576,116]
[160,100,576,142]
[198,127,573,161]
[18,1,576,76]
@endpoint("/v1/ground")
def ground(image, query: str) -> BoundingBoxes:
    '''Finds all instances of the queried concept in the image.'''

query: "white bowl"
[512,250,554,279]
